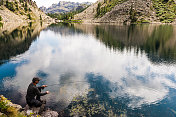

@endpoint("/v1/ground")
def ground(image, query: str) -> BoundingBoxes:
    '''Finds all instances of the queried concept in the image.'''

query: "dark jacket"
[26,83,47,101]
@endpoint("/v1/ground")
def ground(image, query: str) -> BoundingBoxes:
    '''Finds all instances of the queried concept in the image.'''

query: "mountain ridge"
[40,1,92,14]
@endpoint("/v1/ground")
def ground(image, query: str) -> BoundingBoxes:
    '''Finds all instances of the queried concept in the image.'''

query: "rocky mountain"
[40,1,92,14]
[74,0,176,24]
[0,0,55,24]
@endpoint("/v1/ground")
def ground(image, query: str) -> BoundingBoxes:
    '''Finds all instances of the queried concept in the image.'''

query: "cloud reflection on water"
[2,24,176,111]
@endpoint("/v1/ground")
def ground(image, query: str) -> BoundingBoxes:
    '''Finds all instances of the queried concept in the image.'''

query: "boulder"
[41,109,59,117]
[0,112,5,116]
[24,104,58,117]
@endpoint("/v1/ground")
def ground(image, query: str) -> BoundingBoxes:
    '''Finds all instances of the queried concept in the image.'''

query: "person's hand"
[46,91,50,94]
[42,85,48,88]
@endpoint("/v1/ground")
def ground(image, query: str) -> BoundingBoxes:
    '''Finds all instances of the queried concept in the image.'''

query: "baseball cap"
[32,77,42,82]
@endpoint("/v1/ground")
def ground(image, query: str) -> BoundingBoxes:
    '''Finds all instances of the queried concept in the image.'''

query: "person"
[26,77,49,108]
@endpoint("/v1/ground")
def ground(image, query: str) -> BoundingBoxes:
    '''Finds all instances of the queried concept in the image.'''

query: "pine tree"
[96,3,101,17]
[25,2,28,12]
[6,0,9,8]
[0,15,2,21]
[28,13,32,20]
[40,15,42,20]
[0,0,3,5]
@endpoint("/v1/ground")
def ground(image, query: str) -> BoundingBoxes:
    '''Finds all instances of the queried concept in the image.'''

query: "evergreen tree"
[0,15,2,21]
[40,15,42,20]
[129,5,137,23]
[28,13,32,20]
[25,2,28,12]
[6,0,9,8]
[5,0,15,12]
[0,0,3,5]
[96,3,101,17]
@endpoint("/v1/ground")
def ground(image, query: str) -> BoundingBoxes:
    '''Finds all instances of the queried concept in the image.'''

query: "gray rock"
[0,112,5,116]
[74,0,159,24]
[24,104,58,117]
[41,109,59,117]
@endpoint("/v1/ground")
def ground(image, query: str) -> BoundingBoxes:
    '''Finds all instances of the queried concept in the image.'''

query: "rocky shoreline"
[0,95,58,117]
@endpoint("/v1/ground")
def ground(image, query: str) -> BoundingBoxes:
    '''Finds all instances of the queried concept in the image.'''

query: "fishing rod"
[44,80,165,93]
[46,80,88,86]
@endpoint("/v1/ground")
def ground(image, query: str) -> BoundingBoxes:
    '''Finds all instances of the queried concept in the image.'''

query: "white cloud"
[34,0,97,8]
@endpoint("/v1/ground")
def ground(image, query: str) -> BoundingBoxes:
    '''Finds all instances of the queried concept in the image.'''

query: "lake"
[0,23,176,117]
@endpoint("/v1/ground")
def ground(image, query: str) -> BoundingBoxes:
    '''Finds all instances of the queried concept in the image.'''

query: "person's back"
[26,77,49,107]
[26,83,39,101]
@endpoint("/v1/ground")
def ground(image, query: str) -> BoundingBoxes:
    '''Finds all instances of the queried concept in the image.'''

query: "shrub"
[5,0,15,12]
[24,2,28,12]
[96,2,101,17]
[129,5,137,23]
[0,0,3,5]
[0,96,25,117]
[152,0,176,23]
[0,15,2,21]
[40,15,42,20]
[28,13,32,20]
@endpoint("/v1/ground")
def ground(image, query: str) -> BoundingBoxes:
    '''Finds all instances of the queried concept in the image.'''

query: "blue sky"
[34,0,97,8]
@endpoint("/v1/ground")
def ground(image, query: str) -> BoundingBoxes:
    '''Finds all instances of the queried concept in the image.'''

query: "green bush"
[0,0,3,5]
[0,96,26,117]
[28,13,32,20]
[0,22,3,27]
[40,15,42,20]
[96,2,101,17]
[0,15,2,21]
[0,97,9,111]
[129,5,137,23]
[24,2,28,12]
[152,0,176,23]
[5,0,15,12]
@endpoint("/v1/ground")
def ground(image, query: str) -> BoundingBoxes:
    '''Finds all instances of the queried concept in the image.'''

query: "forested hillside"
[74,0,176,23]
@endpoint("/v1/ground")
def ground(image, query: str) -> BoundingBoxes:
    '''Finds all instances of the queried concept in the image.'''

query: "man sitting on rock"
[26,77,49,108]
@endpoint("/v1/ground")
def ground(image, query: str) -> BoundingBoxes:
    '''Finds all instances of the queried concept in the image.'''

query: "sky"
[34,0,97,8]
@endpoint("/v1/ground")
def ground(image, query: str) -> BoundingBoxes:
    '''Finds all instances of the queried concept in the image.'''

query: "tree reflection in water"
[0,22,47,65]
[73,23,176,64]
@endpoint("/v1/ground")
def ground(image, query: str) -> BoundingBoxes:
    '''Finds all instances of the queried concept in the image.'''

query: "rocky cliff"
[40,1,91,14]
[0,0,55,24]
[74,0,176,24]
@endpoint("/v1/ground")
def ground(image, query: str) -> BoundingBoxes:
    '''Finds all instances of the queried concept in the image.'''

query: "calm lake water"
[1,23,176,117]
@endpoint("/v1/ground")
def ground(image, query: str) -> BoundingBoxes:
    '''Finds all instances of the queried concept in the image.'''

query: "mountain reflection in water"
[0,23,176,117]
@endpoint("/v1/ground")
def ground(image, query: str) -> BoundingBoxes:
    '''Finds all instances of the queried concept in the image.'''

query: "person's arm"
[37,86,44,90]
[37,85,47,91]
[35,87,47,96]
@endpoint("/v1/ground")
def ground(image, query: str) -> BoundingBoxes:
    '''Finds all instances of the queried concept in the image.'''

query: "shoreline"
[0,95,58,117]
[56,20,176,25]
[55,19,176,25]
